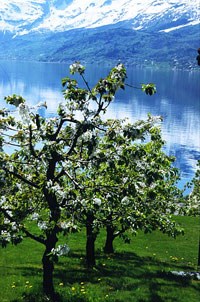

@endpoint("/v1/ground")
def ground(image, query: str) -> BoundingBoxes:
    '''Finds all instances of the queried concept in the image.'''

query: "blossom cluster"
[37,221,48,231]
[51,244,70,257]
[0,195,6,206]
[46,180,67,203]
[18,103,30,124]
[69,62,85,75]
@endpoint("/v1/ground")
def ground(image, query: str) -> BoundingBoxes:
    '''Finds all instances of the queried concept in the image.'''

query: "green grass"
[0,216,199,302]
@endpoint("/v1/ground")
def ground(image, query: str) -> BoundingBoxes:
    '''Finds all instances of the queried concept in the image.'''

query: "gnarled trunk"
[104,224,115,254]
[42,230,58,300]
[86,213,96,268]
[42,191,59,299]
[198,232,200,266]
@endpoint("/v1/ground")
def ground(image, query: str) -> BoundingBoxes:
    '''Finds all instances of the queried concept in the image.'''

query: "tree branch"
[3,142,29,148]
[64,170,83,190]
[81,73,92,94]
[0,208,45,245]
[29,124,39,159]
[125,83,142,90]
[48,117,79,141]
[54,168,65,182]
[22,228,46,245]
[3,167,40,189]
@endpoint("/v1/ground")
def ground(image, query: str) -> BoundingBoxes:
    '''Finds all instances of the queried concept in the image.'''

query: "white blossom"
[60,221,70,230]
[171,271,200,281]
[11,222,18,231]
[26,174,32,181]
[122,177,128,184]
[18,103,30,124]
[82,130,93,141]
[6,163,14,172]
[47,182,67,202]
[4,218,11,224]
[16,183,22,191]
[51,244,70,257]
[31,213,39,221]
[46,180,53,188]
[115,63,124,71]
[80,199,87,206]
[38,221,48,230]
[69,62,84,74]
[121,196,130,205]
[7,210,13,217]
[51,183,61,192]
[1,230,11,241]
[94,198,101,206]
[0,196,6,206]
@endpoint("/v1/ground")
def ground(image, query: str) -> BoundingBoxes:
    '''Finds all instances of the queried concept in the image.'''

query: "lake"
[0,60,200,192]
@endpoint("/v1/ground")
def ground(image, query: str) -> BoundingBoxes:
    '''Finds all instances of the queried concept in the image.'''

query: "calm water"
[0,60,200,191]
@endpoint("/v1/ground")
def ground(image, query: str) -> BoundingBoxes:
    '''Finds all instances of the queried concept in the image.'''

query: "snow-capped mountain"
[0,0,199,36]
[0,0,199,67]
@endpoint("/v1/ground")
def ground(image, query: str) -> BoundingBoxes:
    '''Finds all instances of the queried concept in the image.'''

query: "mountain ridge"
[1,0,199,35]
[0,0,199,67]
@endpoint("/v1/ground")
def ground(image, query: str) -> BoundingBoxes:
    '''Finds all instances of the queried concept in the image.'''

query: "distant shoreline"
[0,58,199,72]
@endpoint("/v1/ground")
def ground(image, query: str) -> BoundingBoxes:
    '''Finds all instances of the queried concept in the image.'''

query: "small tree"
[184,160,200,266]
[0,62,129,298]
[0,62,183,299]
[185,160,200,216]
[102,124,183,253]
[73,116,184,255]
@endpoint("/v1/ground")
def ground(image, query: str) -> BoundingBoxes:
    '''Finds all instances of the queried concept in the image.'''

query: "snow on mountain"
[0,0,199,36]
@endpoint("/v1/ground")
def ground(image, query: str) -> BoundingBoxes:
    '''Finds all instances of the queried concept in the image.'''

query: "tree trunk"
[42,158,61,300]
[198,231,200,267]
[86,213,96,268]
[104,224,115,254]
[42,230,58,300]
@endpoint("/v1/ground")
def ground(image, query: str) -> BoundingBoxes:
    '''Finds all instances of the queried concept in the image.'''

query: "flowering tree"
[100,123,183,254]
[72,116,183,258]
[0,62,129,298]
[0,62,182,298]
[184,160,200,266]
[185,160,200,216]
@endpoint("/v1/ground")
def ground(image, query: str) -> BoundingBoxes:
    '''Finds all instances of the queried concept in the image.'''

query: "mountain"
[0,0,199,67]
[1,0,199,35]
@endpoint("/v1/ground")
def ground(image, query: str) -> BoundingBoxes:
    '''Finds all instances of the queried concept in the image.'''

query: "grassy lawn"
[0,216,199,301]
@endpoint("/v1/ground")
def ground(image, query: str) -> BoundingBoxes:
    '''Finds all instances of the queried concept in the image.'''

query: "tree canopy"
[0,62,183,299]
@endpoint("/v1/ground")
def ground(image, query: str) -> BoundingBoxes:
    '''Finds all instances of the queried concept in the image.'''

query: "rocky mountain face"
[0,0,199,67]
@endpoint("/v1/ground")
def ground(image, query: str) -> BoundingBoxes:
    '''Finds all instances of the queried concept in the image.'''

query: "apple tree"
[0,62,128,299]
[72,115,184,258]
[0,62,182,299]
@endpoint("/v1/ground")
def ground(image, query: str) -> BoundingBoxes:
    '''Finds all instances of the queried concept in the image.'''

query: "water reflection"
[0,60,199,189]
